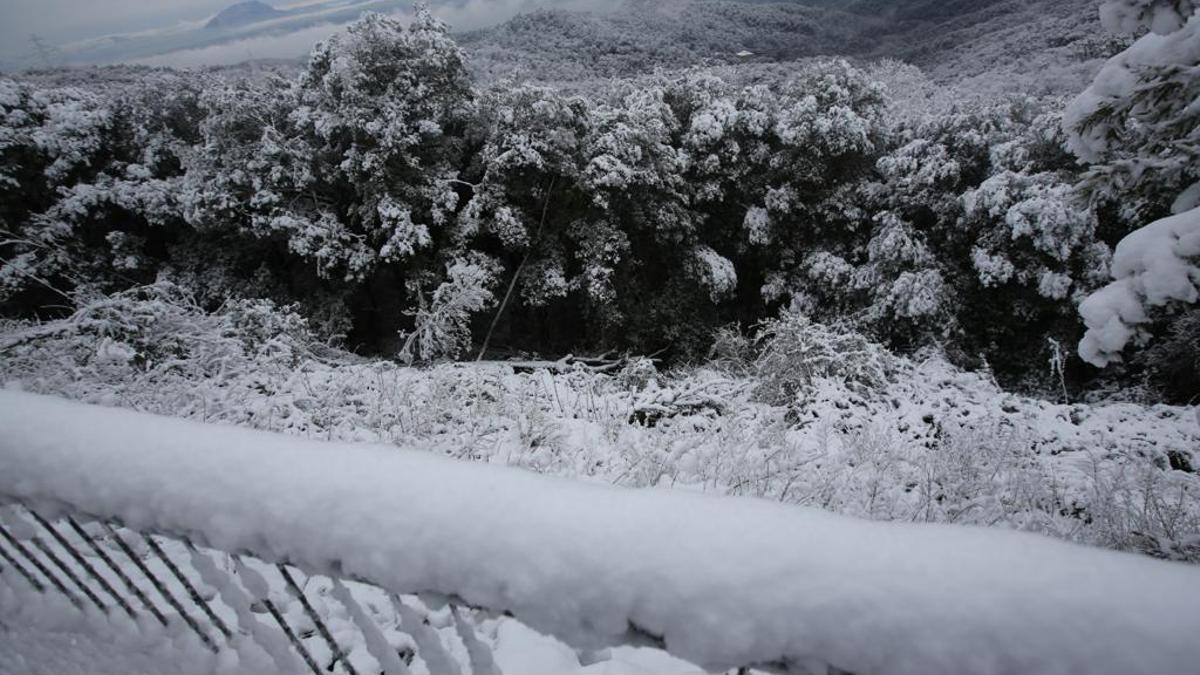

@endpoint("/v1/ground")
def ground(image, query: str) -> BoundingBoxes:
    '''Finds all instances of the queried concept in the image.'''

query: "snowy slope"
[461,0,1106,91]
[2,390,1199,675]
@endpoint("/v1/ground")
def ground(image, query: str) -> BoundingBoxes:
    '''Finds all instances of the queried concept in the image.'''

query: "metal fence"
[0,498,503,675]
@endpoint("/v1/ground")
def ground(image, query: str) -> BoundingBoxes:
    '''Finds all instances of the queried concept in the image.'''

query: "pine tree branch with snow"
[1068,2,1200,366]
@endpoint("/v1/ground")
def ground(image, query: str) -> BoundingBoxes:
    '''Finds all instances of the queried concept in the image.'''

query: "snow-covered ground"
[0,620,222,675]
[2,288,1196,561]
[1,290,1199,672]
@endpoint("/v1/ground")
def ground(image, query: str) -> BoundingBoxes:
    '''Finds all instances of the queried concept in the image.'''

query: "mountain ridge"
[205,1,288,30]
[458,0,1108,92]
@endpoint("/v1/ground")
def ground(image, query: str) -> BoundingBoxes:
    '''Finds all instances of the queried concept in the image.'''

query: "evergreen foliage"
[0,4,1192,395]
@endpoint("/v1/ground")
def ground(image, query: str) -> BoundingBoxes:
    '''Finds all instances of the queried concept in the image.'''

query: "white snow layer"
[1,391,1199,675]
[1078,206,1200,365]
[1064,11,1200,163]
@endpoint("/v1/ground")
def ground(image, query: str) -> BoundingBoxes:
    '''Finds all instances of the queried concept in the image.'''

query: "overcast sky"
[0,0,231,48]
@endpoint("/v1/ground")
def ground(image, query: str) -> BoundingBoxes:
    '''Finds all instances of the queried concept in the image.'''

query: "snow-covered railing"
[2,391,1200,675]
[0,501,475,674]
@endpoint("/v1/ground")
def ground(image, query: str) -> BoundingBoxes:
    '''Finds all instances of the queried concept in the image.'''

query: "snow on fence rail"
[0,501,434,674]
[1,390,1199,675]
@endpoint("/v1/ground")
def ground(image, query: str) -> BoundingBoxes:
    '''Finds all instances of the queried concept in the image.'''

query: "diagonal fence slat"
[65,516,170,628]
[452,605,503,675]
[27,510,137,620]
[261,596,325,675]
[3,501,541,675]
[29,527,111,613]
[391,593,462,675]
[331,578,412,675]
[0,538,45,593]
[279,563,360,675]
[142,533,233,640]
[99,522,220,653]
[234,554,326,675]
[0,522,83,609]
[187,542,302,672]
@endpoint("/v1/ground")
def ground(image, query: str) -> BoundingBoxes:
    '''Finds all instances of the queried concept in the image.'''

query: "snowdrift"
[1,390,1198,675]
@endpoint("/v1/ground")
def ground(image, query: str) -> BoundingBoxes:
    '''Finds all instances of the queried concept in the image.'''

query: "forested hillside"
[4,2,1195,400]
[459,0,1114,94]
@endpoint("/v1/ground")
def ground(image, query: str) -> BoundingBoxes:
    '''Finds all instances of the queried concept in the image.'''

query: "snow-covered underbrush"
[2,284,1198,561]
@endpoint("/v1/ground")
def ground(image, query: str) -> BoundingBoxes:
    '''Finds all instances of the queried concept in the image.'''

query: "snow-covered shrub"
[1138,308,1200,402]
[399,255,500,364]
[707,323,754,376]
[1083,456,1200,561]
[457,84,589,248]
[628,374,746,427]
[951,112,1110,378]
[0,281,316,414]
[616,357,660,391]
[3,308,1198,560]
[687,246,738,302]
[3,11,1193,391]
[768,93,1099,378]
[751,312,891,405]
[1,38,1089,379]
[1064,5,1199,217]
[850,211,948,328]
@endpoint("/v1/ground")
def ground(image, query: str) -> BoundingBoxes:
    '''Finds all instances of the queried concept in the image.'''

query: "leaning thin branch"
[477,176,558,360]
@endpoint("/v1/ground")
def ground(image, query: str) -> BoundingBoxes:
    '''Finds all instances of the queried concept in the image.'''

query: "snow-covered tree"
[1,73,202,310]
[187,9,474,282]
[585,61,888,356]
[399,253,500,364]
[1068,0,1200,368]
[1,81,114,302]
[6,6,1183,387]
[1099,0,1196,34]
[961,105,1105,310]
[457,84,590,327]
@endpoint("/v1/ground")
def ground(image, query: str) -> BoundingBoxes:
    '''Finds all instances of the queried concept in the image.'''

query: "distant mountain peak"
[205,1,286,30]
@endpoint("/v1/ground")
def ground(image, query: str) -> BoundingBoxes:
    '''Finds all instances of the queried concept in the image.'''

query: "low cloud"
[132,21,344,67]
[438,0,619,31]
[0,0,230,51]
[130,0,620,68]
